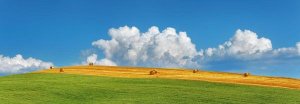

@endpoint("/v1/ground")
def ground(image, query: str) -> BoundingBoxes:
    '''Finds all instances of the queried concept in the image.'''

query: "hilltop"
[0,66,299,103]
[35,65,300,89]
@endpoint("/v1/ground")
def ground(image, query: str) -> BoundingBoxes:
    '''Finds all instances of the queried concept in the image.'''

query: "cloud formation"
[0,54,53,75]
[204,29,272,59]
[272,42,300,57]
[91,26,200,68]
[200,30,300,76]
[87,26,300,77]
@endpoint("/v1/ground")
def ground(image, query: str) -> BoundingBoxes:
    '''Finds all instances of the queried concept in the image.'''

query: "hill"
[37,65,300,89]
[0,65,299,104]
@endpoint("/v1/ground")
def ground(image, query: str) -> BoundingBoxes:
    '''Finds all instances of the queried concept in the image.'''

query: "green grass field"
[0,73,299,104]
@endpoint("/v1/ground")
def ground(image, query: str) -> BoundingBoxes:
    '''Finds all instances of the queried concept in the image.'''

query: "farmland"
[37,65,300,89]
[0,66,299,104]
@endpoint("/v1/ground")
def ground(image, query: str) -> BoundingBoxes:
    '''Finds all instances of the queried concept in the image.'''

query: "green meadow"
[0,73,299,104]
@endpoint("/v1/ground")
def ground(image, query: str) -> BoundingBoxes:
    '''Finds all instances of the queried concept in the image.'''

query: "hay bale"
[243,72,250,77]
[50,66,53,69]
[89,63,94,66]
[149,70,158,75]
[59,68,64,72]
[193,69,199,73]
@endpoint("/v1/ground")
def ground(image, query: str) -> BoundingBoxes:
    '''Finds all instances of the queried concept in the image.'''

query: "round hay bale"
[89,63,94,66]
[193,69,199,73]
[50,66,53,69]
[243,73,250,77]
[149,70,158,75]
[59,68,64,72]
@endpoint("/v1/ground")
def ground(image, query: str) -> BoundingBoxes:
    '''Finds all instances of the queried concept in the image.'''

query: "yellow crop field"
[35,65,300,89]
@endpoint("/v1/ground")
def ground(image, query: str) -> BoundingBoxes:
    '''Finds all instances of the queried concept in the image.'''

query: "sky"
[0,0,300,78]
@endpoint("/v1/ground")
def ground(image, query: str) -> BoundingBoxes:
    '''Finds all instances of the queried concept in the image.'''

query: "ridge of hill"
[35,65,300,89]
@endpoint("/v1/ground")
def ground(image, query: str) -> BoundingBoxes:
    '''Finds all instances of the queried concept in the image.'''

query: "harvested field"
[35,65,300,89]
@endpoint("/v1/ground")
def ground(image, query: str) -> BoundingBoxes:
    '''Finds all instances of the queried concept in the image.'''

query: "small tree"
[89,63,94,66]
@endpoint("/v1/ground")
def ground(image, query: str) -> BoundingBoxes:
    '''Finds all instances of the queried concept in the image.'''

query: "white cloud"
[204,29,273,59]
[227,29,272,55]
[92,26,200,68]
[272,42,300,57]
[96,58,117,66]
[297,42,300,55]
[89,26,300,78]
[87,54,97,63]
[0,54,53,74]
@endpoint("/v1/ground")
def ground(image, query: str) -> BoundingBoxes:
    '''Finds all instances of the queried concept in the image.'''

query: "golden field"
[35,65,300,89]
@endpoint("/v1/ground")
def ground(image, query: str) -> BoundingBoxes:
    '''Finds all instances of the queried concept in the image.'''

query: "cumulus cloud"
[272,42,300,57]
[87,54,97,64]
[297,42,300,54]
[0,54,53,75]
[198,30,300,78]
[88,26,300,78]
[91,26,200,68]
[204,29,272,59]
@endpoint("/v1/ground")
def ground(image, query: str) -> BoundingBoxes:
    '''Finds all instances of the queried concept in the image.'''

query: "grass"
[0,73,299,104]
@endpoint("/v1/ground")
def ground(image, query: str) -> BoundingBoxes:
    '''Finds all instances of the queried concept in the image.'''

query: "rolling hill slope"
[0,65,299,104]
[36,65,300,89]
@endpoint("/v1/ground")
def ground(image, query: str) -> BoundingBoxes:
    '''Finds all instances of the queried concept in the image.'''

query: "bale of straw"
[243,73,250,77]
[89,63,94,66]
[149,70,158,75]
[193,69,199,73]
[59,68,64,72]
[50,66,53,69]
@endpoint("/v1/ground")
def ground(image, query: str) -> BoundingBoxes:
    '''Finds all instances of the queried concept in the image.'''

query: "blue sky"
[0,0,300,78]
